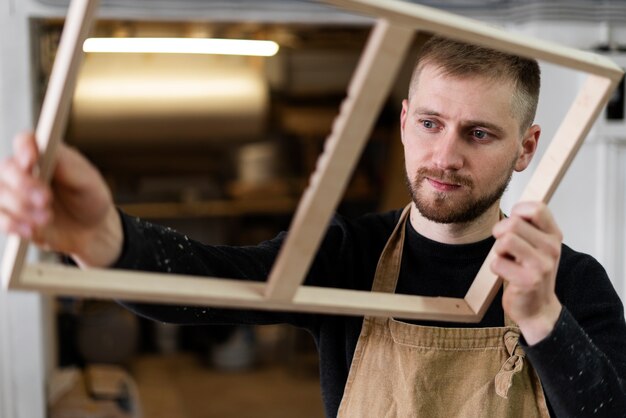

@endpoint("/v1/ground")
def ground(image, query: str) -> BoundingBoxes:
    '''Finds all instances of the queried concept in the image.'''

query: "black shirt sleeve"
[111,209,376,330]
[522,248,626,417]
[112,211,312,327]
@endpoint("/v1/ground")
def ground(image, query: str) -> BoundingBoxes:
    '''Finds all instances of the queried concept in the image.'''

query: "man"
[1,36,625,417]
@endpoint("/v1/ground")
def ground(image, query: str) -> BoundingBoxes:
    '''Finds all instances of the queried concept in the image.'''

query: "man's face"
[400,64,538,224]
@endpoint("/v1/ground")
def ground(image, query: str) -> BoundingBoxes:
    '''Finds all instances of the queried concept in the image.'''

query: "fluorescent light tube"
[83,38,280,56]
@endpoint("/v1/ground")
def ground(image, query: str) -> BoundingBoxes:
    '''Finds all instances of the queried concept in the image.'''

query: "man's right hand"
[0,132,123,268]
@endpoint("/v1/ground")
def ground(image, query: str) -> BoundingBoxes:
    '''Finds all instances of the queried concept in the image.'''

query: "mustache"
[416,167,473,188]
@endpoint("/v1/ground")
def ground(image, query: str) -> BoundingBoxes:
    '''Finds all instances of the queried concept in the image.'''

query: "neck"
[408,202,501,245]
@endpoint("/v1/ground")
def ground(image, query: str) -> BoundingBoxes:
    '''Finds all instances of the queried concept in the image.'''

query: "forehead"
[410,64,519,132]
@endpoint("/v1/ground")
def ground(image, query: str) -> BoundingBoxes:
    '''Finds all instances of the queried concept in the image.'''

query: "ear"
[400,99,409,145]
[514,124,541,172]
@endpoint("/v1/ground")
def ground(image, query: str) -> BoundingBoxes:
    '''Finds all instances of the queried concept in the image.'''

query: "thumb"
[52,143,109,200]
[13,131,40,173]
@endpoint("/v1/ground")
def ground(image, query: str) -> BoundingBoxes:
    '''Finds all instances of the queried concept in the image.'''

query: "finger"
[493,231,535,264]
[493,215,560,259]
[492,244,554,287]
[492,223,557,284]
[52,144,114,226]
[509,201,562,238]
[492,252,551,288]
[13,131,40,173]
[0,185,45,225]
[53,144,103,192]
[0,208,33,238]
[0,159,51,212]
[0,159,50,225]
[491,255,528,284]
[0,185,52,228]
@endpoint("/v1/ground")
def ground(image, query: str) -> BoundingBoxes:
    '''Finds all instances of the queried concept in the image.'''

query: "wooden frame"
[2,0,622,322]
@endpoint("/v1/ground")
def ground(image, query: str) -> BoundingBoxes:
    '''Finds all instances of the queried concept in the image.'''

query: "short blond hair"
[409,36,541,133]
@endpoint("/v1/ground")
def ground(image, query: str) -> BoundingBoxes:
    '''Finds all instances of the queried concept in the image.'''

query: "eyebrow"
[413,107,507,137]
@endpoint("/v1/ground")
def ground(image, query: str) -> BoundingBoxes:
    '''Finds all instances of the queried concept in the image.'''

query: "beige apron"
[337,205,550,418]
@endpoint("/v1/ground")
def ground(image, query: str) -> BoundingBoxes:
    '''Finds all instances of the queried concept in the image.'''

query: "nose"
[432,131,464,171]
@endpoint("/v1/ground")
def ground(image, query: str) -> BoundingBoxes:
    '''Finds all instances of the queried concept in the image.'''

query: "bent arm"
[523,257,626,417]
[111,210,351,330]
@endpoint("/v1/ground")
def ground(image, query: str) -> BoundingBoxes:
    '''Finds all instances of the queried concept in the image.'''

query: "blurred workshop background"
[1,1,626,417]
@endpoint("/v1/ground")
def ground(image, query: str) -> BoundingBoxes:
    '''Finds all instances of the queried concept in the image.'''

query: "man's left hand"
[491,201,563,345]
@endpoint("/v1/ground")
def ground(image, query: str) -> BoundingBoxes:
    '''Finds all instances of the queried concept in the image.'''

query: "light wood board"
[2,0,622,322]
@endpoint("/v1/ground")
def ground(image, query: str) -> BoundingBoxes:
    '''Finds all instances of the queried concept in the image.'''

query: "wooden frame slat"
[2,0,622,323]
[464,74,617,316]
[264,19,414,301]
[1,0,100,290]
[324,0,622,78]
[17,263,477,322]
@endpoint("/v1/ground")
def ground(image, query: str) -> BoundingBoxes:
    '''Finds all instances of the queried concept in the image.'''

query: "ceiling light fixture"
[83,37,280,56]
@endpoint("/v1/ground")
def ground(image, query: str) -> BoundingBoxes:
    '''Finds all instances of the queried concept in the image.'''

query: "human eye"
[471,129,491,141]
[419,119,438,130]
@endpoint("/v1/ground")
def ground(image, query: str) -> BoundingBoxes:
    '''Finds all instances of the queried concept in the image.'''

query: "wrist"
[71,205,123,268]
[517,301,563,346]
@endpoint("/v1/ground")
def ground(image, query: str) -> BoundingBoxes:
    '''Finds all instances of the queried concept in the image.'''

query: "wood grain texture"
[2,0,99,290]
[264,19,414,301]
[464,75,619,316]
[18,263,478,322]
[325,0,622,81]
[2,0,622,322]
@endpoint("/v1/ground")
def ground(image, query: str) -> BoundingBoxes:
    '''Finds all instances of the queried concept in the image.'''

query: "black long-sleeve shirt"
[115,209,626,417]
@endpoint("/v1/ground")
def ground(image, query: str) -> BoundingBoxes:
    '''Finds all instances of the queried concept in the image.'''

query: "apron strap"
[373,203,519,331]
[498,210,518,329]
[369,205,529,401]
[371,204,411,294]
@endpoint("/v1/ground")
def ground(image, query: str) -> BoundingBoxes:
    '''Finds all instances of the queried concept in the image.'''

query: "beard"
[406,162,515,224]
